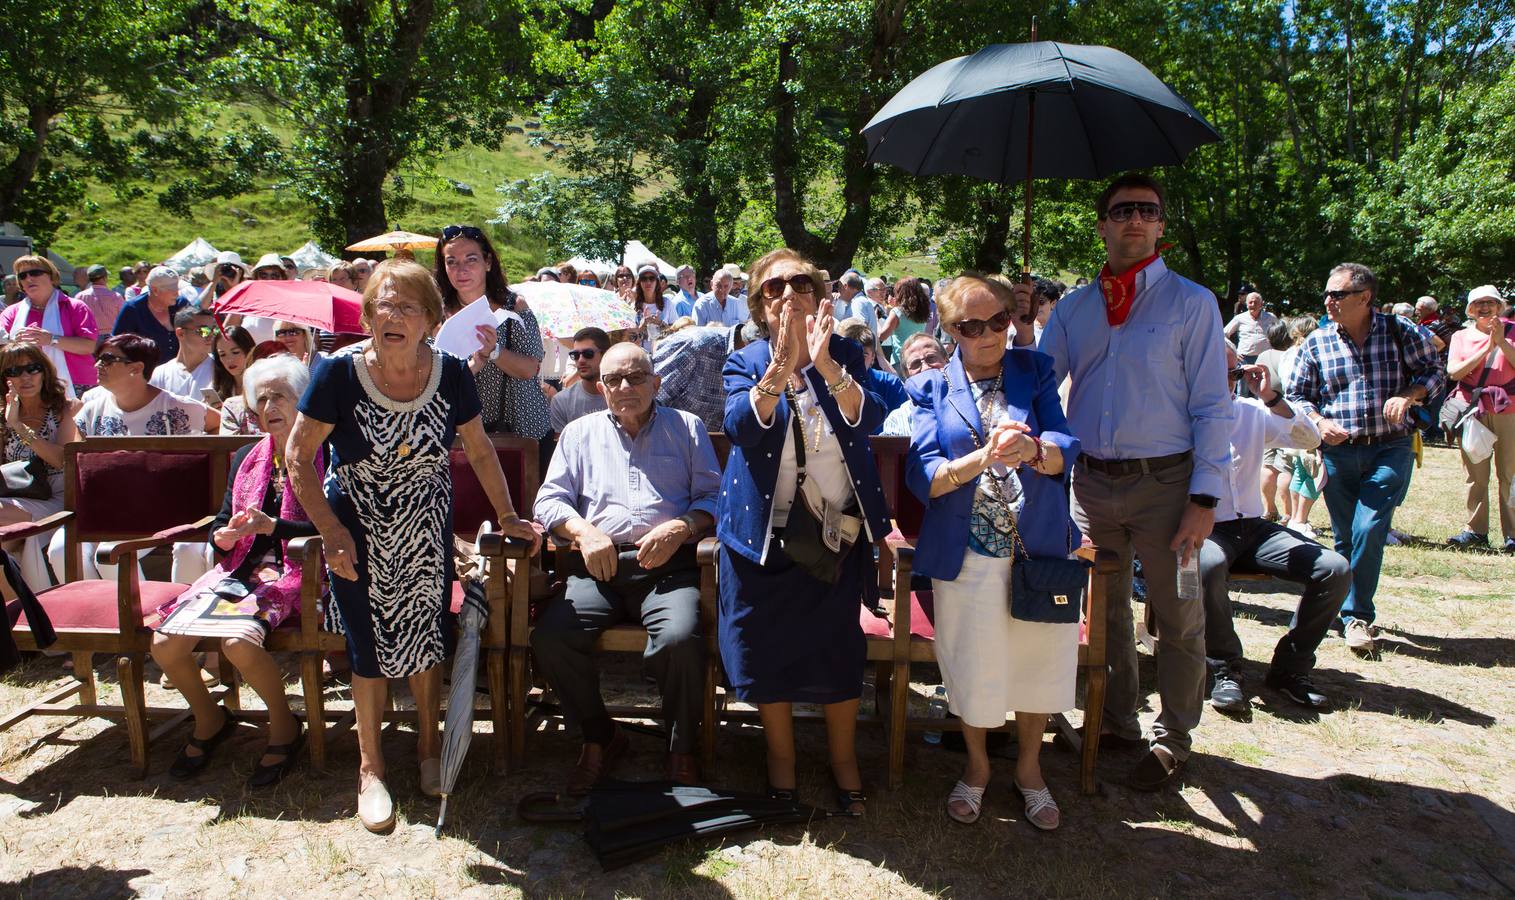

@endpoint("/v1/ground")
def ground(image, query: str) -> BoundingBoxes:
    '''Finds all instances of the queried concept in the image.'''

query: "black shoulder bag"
[777,388,862,584]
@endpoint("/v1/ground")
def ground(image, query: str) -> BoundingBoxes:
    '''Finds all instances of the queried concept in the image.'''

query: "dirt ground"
[2,445,1513,899]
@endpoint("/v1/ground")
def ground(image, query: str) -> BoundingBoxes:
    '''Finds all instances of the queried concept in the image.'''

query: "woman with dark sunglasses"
[0,255,100,397]
[0,342,79,592]
[903,274,1079,831]
[716,248,890,817]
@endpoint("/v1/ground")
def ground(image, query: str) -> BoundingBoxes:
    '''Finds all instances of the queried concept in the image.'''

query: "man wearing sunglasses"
[1285,263,1444,656]
[550,327,611,435]
[1038,173,1233,792]
[148,309,218,399]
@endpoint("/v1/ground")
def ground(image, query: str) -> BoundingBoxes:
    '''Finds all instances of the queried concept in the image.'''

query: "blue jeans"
[1320,436,1414,625]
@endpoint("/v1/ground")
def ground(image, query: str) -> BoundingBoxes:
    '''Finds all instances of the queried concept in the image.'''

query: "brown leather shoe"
[566,726,628,796]
[666,751,700,786]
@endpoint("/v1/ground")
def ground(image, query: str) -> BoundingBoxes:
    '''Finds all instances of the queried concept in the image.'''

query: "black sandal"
[168,708,237,779]
[248,722,305,788]
[835,785,867,817]
[766,784,797,802]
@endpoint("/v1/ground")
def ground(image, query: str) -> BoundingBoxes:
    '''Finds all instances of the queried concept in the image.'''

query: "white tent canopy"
[163,237,220,271]
[564,241,681,280]
[286,241,338,273]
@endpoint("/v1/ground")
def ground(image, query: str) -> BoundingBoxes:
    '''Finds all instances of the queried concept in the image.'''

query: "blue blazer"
[718,335,892,565]
[905,348,1082,581]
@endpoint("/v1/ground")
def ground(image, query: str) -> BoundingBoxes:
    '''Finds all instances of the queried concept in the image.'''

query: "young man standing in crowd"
[1286,263,1444,656]
[550,327,610,434]
[1039,173,1232,791]
[148,308,218,398]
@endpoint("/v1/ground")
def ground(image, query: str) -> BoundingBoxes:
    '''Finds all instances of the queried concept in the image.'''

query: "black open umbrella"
[520,780,836,871]
[862,32,1221,277]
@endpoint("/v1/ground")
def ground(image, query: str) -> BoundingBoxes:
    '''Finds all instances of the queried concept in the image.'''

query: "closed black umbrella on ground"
[862,34,1221,276]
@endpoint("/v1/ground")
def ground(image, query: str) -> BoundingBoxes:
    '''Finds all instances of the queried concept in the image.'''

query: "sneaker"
[1447,531,1489,549]
[1265,669,1329,708]
[1344,619,1376,655]
[1288,520,1318,541]
[1504,538,1515,555]
[1209,663,1250,714]
[1385,529,1410,546]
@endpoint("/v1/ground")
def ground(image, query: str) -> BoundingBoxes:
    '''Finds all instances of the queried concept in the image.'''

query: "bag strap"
[784,387,807,487]
[958,374,1031,562]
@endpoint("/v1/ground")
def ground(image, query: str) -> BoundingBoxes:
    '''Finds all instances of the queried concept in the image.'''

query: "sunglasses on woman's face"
[760,273,816,299]
[2,363,45,378]
[950,310,1013,338]
[441,224,485,242]
[639,275,657,283]
[578,278,598,286]
[95,353,130,367]
[276,328,305,339]
[15,269,50,281]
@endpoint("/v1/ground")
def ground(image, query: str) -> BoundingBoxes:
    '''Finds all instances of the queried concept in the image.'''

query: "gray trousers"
[1201,517,1351,675]
[530,547,704,754]
[1072,456,1206,761]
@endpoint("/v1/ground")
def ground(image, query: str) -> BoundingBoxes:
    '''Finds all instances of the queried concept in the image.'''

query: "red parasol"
[214,280,367,334]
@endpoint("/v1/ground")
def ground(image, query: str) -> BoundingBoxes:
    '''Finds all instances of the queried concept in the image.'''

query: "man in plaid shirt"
[1286,263,1445,655]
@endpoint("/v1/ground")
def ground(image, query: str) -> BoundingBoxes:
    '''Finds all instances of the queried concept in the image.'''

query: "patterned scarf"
[1098,251,1162,327]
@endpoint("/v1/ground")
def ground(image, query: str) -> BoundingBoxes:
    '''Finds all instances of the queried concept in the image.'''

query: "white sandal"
[1015,780,1060,831]
[946,780,986,824]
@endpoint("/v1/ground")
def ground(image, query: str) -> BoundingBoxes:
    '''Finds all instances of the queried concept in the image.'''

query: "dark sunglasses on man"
[2,363,45,378]
[760,273,816,300]
[950,310,1013,338]
[1103,201,1164,223]
[568,348,597,361]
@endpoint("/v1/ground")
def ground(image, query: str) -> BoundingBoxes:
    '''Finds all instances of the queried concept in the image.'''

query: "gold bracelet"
[945,461,963,487]
[19,425,37,445]
[827,374,854,396]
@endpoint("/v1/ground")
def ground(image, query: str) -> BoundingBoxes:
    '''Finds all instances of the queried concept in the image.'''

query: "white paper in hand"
[435,296,498,358]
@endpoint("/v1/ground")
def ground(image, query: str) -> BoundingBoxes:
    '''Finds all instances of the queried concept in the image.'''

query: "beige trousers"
[1463,411,1515,539]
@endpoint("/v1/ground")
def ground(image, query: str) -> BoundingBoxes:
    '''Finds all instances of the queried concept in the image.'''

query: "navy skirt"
[717,538,869,705]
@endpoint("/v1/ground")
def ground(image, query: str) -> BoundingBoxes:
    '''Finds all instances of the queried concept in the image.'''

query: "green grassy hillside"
[48,123,559,280]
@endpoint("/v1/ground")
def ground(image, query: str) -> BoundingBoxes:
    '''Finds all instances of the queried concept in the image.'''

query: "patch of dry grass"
[1,448,1512,897]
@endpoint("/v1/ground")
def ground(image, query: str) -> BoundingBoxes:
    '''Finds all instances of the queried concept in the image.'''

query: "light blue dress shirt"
[533,404,722,542]
[1037,257,1233,500]
[693,293,748,327]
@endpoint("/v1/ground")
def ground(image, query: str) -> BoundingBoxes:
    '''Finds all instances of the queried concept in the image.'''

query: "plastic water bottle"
[923,685,948,744]
[1176,548,1202,602]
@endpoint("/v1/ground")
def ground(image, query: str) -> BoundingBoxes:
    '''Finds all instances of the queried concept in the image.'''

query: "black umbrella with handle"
[862,24,1222,280]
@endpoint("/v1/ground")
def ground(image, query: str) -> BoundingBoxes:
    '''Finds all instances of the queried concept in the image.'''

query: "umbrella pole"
[436,794,448,838]
[1022,18,1038,285]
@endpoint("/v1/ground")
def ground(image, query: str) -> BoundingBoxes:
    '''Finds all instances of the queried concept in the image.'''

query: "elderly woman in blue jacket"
[717,248,891,816]
[906,274,1081,831]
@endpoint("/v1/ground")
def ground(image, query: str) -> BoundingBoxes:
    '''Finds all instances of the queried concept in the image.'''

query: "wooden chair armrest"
[97,515,216,566]
[1082,546,1119,663]
[697,538,719,650]
[0,509,72,544]
[475,532,531,559]
[286,535,323,564]
[697,536,720,566]
[885,533,915,558]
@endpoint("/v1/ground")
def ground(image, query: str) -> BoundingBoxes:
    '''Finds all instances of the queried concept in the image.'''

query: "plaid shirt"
[1286,313,1446,439]
[652,325,734,432]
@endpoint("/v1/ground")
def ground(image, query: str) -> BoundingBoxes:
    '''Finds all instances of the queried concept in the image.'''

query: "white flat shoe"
[1015,779,1060,831]
[358,778,395,833]
[419,758,442,798]
[946,780,986,824]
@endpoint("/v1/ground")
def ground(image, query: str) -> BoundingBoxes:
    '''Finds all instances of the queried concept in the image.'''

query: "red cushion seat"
[7,580,188,632]
[859,590,936,641]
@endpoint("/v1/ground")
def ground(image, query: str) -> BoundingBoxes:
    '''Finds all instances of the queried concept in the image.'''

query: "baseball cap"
[86,264,108,280]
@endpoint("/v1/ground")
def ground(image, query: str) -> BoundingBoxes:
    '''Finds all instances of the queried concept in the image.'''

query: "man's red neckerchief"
[1098,251,1162,327]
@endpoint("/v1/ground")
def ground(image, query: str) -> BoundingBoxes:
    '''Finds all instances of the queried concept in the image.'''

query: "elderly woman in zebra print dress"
[288,260,540,834]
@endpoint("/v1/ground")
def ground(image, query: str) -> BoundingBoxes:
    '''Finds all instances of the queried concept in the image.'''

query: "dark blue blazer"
[905,348,1081,581]
[718,335,892,565]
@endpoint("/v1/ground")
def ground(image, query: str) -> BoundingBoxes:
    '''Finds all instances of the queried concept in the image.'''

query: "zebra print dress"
[298,343,482,678]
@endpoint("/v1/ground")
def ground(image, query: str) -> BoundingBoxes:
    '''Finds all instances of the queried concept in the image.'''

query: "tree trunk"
[771,37,824,264]
[0,104,55,226]
[969,193,1012,274]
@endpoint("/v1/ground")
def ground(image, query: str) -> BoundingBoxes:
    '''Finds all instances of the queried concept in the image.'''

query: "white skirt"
[931,549,1078,725]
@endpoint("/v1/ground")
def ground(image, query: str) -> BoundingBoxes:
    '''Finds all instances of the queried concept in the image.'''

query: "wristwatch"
[488,344,503,362]
[1264,391,1286,408]
[1188,493,1219,509]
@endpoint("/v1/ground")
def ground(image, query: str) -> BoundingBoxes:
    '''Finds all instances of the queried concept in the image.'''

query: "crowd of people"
[1,169,1509,837]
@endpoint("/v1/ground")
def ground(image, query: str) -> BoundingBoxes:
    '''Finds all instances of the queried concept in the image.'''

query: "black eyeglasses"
[949,310,1013,338]
[1104,201,1164,223]
[95,353,130,367]
[2,363,45,378]
[760,274,816,299]
[15,269,50,281]
[601,371,651,389]
[441,224,486,242]
[568,348,598,361]
[275,328,305,339]
[1323,288,1365,302]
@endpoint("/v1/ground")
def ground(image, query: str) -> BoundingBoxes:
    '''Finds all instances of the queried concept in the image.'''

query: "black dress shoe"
[248,722,305,788]
[1127,747,1183,792]
[1098,731,1147,752]
[168,709,237,779]
[1265,669,1329,709]
[1209,663,1250,715]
